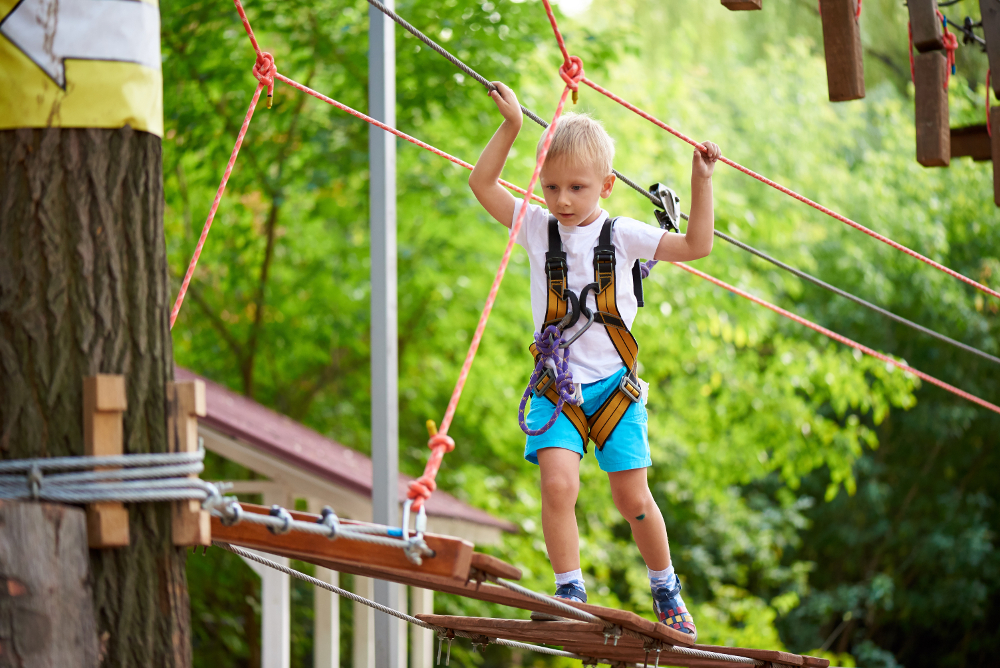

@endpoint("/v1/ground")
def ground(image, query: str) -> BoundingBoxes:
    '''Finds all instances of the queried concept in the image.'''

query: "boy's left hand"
[692,141,721,179]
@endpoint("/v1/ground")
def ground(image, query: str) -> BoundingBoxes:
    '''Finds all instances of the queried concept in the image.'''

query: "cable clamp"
[220,500,244,527]
[267,504,293,535]
[27,464,42,500]
[317,505,340,540]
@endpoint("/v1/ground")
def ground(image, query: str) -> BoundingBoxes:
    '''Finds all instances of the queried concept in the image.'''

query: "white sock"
[648,565,676,587]
[555,569,586,589]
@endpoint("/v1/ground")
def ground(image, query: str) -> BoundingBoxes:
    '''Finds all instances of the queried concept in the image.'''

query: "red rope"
[541,0,571,66]
[170,81,265,329]
[580,76,1000,301]
[408,85,575,512]
[939,11,958,91]
[674,262,1000,416]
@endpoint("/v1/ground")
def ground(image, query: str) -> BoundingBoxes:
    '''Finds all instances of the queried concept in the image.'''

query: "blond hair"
[536,112,615,176]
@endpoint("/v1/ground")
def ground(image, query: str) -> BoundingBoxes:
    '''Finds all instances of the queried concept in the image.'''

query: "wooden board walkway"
[417,616,831,668]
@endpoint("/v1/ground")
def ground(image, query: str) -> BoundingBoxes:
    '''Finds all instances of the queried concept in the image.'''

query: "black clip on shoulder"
[650,183,681,234]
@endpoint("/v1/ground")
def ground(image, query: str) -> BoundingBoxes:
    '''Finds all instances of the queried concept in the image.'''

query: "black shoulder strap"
[593,216,644,306]
[632,259,644,307]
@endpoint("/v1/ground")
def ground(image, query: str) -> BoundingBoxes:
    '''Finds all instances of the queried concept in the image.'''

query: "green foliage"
[165,0,999,666]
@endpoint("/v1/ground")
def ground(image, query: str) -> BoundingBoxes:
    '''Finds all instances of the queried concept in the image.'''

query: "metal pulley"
[649,183,681,233]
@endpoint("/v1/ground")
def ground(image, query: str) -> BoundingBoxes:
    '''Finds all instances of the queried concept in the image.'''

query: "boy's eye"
[571,185,582,190]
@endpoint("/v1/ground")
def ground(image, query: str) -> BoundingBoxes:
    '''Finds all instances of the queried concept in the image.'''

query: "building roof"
[175,367,516,532]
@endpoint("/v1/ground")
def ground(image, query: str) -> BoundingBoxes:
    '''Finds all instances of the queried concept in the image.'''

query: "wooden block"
[168,380,210,546]
[908,0,944,52]
[83,375,129,548]
[951,125,992,161]
[915,51,950,167]
[992,107,1000,206]
[695,644,805,666]
[802,656,832,667]
[819,0,865,102]
[469,552,522,581]
[981,0,1000,97]
[722,0,762,10]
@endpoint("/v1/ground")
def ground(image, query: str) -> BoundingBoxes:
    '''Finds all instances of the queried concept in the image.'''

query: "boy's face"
[539,156,616,227]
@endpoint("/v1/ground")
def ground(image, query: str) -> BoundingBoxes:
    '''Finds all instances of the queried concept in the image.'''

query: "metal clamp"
[401,498,430,565]
[650,183,681,233]
[317,505,340,540]
[219,500,244,527]
[267,505,294,535]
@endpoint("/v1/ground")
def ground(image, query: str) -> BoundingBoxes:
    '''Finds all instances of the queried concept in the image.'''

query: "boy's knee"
[613,488,652,520]
[541,473,579,503]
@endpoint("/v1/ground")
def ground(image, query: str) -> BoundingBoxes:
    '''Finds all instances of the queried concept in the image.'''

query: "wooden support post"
[908,0,944,52]
[819,0,865,102]
[915,51,950,166]
[992,107,1000,206]
[721,0,762,10]
[83,375,129,548]
[981,0,1000,97]
[0,501,100,666]
[167,380,210,546]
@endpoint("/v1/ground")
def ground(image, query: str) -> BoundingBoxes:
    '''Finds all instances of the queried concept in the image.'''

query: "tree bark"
[0,128,190,667]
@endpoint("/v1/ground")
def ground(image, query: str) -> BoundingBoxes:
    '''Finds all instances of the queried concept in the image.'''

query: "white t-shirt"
[513,201,665,384]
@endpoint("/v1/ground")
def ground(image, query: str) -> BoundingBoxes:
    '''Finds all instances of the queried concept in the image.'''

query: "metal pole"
[369,0,399,666]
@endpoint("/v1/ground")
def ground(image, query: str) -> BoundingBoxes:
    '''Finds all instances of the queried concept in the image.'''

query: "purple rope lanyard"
[518,325,578,435]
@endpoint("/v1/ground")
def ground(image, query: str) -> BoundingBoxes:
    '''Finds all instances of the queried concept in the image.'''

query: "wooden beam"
[951,125,992,161]
[721,0,762,10]
[168,380,210,546]
[981,0,1000,97]
[83,375,129,548]
[908,0,944,52]
[819,0,865,102]
[915,51,950,166]
[992,107,1000,206]
[470,552,522,581]
[212,503,476,581]
[416,615,634,647]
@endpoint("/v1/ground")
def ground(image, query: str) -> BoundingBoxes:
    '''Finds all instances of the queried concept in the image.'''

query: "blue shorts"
[524,367,651,473]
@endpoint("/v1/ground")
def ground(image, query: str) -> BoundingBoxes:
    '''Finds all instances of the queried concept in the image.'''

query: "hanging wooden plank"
[981,0,1000,97]
[168,380,211,546]
[721,0,762,10]
[819,0,865,102]
[83,374,130,548]
[908,0,944,52]
[915,51,950,166]
[415,615,632,647]
[211,503,474,580]
[992,107,1000,206]
[951,125,992,161]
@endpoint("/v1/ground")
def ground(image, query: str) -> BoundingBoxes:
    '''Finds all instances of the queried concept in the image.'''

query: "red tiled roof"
[175,367,516,532]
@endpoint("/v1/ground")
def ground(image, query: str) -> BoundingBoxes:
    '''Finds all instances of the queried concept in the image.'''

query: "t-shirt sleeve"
[616,217,666,262]
[512,199,549,248]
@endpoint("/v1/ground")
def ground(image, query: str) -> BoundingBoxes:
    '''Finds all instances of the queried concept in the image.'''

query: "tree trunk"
[0,128,190,667]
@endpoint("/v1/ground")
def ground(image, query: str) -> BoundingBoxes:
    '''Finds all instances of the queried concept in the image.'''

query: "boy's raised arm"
[469,82,523,229]
[653,141,722,262]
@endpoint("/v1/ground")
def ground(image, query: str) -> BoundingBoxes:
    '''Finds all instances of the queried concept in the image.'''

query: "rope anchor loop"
[559,55,585,103]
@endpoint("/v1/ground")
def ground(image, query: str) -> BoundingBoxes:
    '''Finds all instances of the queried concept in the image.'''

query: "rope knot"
[407,475,437,511]
[559,55,585,103]
[253,52,277,107]
[428,432,456,454]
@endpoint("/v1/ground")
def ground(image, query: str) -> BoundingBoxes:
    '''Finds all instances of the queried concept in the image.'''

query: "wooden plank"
[168,380,211,546]
[951,125,992,161]
[908,0,944,52]
[981,0,1000,97]
[992,107,1000,206]
[212,503,475,580]
[915,51,950,166]
[695,643,804,666]
[470,552,522,581]
[415,615,641,647]
[560,642,759,668]
[722,0,762,10]
[239,543,694,646]
[819,0,865,102]
[83,374,129,548]
[802,656,831,667]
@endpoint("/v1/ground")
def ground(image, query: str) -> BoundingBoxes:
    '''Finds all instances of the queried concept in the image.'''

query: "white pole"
[369,0,399,666]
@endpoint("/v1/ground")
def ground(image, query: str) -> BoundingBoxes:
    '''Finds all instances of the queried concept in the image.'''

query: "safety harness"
[525,184,681,451]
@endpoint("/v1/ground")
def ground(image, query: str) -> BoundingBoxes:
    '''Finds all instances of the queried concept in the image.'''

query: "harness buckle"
[619,373,643,404]
[534,366,557,398]
[650,183,681,233]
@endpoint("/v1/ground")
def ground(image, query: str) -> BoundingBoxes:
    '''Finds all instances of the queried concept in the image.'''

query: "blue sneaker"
[651,579,697,638]
[530,582,588,621]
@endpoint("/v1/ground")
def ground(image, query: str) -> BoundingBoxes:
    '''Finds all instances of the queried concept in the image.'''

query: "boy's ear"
[601,173,616,199]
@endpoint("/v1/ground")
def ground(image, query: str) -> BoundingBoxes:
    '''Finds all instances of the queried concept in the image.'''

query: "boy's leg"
[537,446,582,574]
[607,467,670,570]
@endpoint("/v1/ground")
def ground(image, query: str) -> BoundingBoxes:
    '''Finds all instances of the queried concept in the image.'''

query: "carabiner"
[650,183,681,233]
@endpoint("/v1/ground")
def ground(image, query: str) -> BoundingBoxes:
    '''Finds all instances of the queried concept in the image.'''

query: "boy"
[469,82,720,637]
